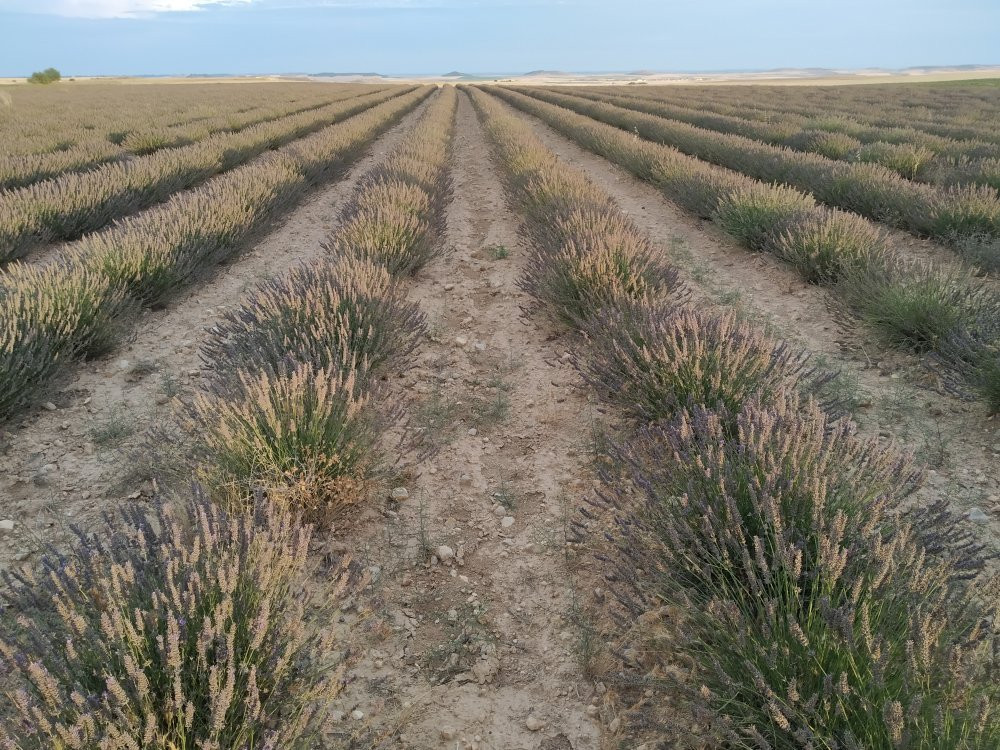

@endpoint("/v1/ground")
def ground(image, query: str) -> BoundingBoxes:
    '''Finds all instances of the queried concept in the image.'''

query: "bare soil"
[325,92,604,749]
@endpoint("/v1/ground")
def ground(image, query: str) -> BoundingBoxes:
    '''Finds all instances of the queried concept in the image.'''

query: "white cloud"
[6,0,254,17]
[4,0,568,17]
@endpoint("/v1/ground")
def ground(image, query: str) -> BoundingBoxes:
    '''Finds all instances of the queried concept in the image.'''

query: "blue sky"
[0,0,997,76]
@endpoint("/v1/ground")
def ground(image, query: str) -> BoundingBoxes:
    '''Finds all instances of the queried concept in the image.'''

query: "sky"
[0,0,997,77]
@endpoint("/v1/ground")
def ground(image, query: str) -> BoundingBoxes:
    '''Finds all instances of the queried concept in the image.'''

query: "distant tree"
[27,68,61,84]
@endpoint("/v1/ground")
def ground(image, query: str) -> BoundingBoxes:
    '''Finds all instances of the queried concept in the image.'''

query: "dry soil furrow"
[0,98,433,571]
[330,92,602,750]
[487,95,1000,541]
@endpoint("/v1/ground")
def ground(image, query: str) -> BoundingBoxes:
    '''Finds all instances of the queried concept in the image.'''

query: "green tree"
[27,67,61,84]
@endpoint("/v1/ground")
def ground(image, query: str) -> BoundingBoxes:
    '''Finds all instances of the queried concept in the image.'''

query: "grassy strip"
[0,86,385,191]
[482,86,1000,412]
[561,86,1000,189]
[0,87,433,424]
[511,87,1000,259]
[469,85,999,749]
[190,86,456,524]
[597,85,1000,156]
[0,86,416,262]
[614,83,1000,150]
[1,82,363,157]
[0,88,458,750]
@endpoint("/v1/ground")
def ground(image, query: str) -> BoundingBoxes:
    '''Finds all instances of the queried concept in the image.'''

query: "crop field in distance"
[3,74,1000,750]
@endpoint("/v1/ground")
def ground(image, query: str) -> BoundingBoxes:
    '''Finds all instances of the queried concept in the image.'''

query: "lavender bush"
[0,489,353,749]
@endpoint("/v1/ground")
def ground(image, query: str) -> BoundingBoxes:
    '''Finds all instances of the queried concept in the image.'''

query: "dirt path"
[485,95,1000,543]
[328,92,603,750]
[0,98,433,571]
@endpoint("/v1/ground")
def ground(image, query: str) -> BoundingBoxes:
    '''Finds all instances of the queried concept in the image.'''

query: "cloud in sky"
[8,0,558,18]
[10,0,253,17]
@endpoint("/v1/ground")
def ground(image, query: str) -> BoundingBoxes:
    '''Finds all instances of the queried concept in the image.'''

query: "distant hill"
[903,64,995,71]
[523,69,566,77]
[311,72,385,77]
[442,71,497,81]
[442,71,491,80]
[757,67,837,76]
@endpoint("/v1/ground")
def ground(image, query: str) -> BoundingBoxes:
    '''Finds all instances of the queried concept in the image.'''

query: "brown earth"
[324,91,604,750]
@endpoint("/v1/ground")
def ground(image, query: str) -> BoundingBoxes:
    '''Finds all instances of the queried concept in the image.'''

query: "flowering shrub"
[202,255,424,394]
[522,208,681,325]
[714,182,815,251]
[838,260,998,352]
[0,261,136,421]
[188,362,378,525]
[328,88,455,275]
[774,208,889,283]
[0,489,354,750]
[602,393,998,748]
[579,300,819,422]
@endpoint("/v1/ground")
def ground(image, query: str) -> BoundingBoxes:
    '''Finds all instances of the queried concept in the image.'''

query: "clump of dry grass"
[0,489,355,750]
